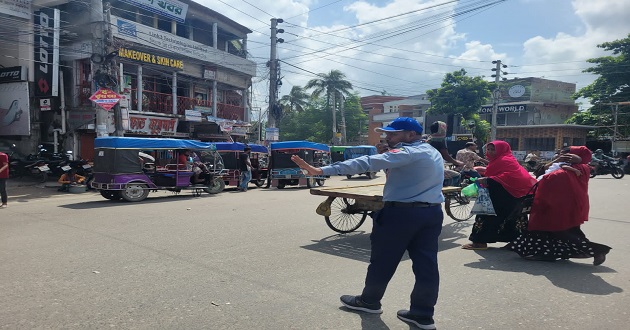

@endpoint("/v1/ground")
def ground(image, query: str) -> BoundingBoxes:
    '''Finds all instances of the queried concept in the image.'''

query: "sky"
[196,0,630,113]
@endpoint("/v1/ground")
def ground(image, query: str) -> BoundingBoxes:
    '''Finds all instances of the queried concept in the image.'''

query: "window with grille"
[524,138,556,151]
[503,138,519,150]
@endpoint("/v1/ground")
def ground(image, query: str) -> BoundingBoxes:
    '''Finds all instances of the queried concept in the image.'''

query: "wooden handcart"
[310,184,474,233]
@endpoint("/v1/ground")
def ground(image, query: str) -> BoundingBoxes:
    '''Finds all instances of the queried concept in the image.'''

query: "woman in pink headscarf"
[462,141,536,250]
[510,146,611,265]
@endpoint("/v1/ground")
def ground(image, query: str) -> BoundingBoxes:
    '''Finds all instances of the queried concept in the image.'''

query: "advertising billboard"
[0,82,30,136]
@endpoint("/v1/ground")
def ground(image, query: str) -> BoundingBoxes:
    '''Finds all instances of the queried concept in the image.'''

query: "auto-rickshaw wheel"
[306,177,316,188]
[254,179,265,187]
[100,190,122,200]
[366,172,374,179]
[316,179,325,186]
[325,198,368,233]
[346,175,352,179]
[121,183,150,202]
[277,181,286,189]
[204,178,225,194]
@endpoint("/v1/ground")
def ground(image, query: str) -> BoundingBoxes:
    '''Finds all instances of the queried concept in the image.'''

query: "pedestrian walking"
[291,117,444,330]
[0,151,9,208]
[238,146,252,192]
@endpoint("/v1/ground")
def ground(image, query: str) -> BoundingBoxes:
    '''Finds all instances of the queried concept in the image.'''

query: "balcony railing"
[128,89,244,120]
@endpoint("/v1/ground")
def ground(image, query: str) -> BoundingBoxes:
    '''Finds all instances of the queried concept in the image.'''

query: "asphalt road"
[1,174,629,329]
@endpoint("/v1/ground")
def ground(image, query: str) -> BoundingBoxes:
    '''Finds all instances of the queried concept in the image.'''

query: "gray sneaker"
[340,295,382,314]
[397,310,436,329]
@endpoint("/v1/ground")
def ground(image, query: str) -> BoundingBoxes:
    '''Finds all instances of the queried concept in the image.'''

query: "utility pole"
[104,2,124,136]
[267,18,284,130]
[91,1,107,137]
[340,94,347,144]
[490,60,508,141]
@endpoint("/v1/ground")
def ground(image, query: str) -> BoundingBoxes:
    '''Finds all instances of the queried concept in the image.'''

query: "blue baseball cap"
[375,117,423,134]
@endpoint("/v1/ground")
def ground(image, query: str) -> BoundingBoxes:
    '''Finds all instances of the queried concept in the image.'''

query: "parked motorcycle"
[590,160,624,179]
[10,158,50,183]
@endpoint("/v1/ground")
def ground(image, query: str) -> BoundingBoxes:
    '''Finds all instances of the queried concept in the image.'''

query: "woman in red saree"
[510,146,611,265]
[463,141,537,250]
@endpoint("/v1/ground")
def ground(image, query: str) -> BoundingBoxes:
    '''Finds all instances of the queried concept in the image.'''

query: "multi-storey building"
[0,0,256,160]
[363,77,592,158]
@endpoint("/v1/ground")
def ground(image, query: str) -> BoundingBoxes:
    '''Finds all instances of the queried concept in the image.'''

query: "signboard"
[113,16,256,77]
[118,47,184,69]
[40,98,51,111]
[119,0,188,23]
[0,66,27,83]
[231,127,248,136]
[89,88,122,111]
[0,82,30,136]
[0,0,31,19]
[479,104,527,114]
[203,68,216,80]
[266,128,279,141]
[33,8,60,97]
[127,114,178,136]
[498,79,531,102]
[185,109,203,122]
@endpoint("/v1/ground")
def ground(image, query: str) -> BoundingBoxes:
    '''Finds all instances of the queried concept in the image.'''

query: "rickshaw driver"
[291,117,444,330]
[178,150,205,184]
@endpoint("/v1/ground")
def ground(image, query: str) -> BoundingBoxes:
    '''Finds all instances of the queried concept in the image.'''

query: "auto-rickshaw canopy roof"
[214,142,268,153]
[94,137,213,150]
[270,141,330,152]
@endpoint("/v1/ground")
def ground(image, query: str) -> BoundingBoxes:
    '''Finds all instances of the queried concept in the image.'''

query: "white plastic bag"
[470,186,496,216]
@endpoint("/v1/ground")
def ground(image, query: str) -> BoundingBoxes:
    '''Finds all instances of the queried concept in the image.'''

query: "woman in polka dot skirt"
[510,146,611,265]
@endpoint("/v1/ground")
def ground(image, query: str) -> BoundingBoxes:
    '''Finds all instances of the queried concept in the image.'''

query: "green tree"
[426,69,493,119]
[573,34,630,138]
[278,94,367,143]
[304,70,353,143]
[279,86,310,113]
[575,34,630,106]
[427,69,493,143]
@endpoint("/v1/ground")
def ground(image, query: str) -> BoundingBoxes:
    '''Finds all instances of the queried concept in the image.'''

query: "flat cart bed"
[310,184,470,233]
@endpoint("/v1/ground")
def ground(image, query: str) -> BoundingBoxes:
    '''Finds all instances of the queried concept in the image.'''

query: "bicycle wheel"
[445,192,474,222]
[325,198,368,233]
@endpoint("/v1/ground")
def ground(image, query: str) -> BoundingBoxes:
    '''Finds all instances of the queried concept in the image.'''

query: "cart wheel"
[445,192,474,222]
[316,179,325,186]
[121,183,149,202]
[204,178,225,194]
[100,190,121,200]
[325,198,368,233]
[346,175,352,179]
[306,177,316,188]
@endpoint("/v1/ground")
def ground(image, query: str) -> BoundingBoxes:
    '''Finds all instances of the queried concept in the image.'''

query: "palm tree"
[304,70,353,144]
[279,86,310,113]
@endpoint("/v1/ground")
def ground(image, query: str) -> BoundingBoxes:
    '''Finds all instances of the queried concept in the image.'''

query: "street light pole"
[490,60,508,141]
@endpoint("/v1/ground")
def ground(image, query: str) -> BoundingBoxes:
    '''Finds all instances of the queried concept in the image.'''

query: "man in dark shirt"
[0,151,8,208]
[238,146,252,191]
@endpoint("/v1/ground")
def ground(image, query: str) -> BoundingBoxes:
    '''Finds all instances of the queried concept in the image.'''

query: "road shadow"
[338,307,391,330]
[58,191,221,209]
[464,249,622,295]
[302,231,375,263]
[301,219,472,263]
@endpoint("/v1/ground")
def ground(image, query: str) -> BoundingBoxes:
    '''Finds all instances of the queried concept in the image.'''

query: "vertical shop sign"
[33,8,60,97]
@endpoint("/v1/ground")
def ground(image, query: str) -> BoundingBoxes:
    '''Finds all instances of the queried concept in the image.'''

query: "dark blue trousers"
[361,205,443,317]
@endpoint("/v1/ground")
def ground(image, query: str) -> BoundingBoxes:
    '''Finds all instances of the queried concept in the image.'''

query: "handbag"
[470,184,496,216]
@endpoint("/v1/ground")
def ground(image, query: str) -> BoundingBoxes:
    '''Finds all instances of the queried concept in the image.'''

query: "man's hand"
[291,155,323,176]
[376,143,390,154]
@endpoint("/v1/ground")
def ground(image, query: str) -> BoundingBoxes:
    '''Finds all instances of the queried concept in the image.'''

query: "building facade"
[362,77,592,158]
[0,0,256,160]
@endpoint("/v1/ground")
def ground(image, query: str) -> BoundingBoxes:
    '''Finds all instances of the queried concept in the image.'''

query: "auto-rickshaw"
[269,141,330,189]
[91,137,225,202]
[214,142,269,188]
[329,146,349,163]
[343,145,378,179]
